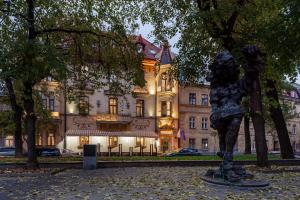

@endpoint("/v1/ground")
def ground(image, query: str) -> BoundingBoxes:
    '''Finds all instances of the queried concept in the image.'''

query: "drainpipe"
[177,83,180,149]
[63,84,67,150]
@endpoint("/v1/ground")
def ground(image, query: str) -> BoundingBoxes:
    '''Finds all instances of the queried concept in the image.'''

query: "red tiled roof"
[134,35,161,60]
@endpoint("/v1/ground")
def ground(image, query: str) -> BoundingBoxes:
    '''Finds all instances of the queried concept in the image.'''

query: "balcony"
[133,86,149,97]
[157,86,176,99]
[158,116,175,131]
[96,113,132,124]
[50,112,60,120]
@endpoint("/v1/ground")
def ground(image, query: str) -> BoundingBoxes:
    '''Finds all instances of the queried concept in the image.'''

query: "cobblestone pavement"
[0,166,300,200]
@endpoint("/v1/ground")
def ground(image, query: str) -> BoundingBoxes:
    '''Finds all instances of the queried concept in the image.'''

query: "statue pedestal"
[201,167,269,188]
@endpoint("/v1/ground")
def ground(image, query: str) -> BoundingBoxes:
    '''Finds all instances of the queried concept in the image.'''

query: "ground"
[0,166,299,200]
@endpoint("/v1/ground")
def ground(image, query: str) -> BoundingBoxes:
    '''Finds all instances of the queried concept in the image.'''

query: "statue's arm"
[240,45,264,94]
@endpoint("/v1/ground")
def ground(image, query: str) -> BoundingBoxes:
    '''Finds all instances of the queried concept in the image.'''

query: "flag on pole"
[180,129,186,141]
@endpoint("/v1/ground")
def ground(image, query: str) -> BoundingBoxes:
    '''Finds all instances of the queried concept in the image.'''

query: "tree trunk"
[23,83,38,168]
[244,114,251,154]
[250,79,269,167]
[5,78,23,157]
[24,0,38,168]
[266,79,294,159]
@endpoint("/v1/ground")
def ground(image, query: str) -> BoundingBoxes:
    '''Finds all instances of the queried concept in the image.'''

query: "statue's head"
[206,51,239,86]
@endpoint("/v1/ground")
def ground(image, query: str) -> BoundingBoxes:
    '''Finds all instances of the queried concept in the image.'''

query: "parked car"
[61,149,79,157]
[36,147,61,157]
[164,148,202,157]
[0,147,15,156]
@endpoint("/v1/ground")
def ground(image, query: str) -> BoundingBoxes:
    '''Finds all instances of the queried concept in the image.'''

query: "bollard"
[119,144,122,156]
[83,144,97,170]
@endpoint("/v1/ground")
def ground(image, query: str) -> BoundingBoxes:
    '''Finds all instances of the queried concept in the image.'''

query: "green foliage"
[0,0,145,101]
[139,0,300,87]
[0,111,15,134]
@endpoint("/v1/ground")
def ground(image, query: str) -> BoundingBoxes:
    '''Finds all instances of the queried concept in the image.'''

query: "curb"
[0,159,299,169]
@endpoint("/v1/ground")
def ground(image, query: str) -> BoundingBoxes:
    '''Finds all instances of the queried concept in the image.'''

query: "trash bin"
[83,144,97,170]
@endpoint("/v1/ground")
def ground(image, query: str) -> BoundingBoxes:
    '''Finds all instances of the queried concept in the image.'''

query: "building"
[35,36,179,154]
[178,83,300,153]
[179,84,218,152]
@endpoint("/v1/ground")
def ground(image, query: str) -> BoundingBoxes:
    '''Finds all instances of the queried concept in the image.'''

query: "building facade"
[34,36,179,154]
[179,84,300,153]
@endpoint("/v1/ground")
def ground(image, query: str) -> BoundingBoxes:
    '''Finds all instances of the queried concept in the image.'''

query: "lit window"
[5,135,14,147]
[202,139,208,150]
[201,117,208,129]
[161,73,172,92]
[189,138,196,149]
[109,98,118,115]
[109,137,118,148]
[189,93,196,105]
[136,100,144,117]
[161,101,172,117]
[136,137,145,147]
[201,94,208,106]
[79,136,89,147]
[36,134,42,146]
[47,133,55,146]
[189,117,196,129]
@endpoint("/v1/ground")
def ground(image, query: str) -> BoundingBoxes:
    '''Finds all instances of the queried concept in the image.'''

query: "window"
[79,96,89,115]
[136,137,145,147]
[49,95,55,111]
[42,97,47,109]
[136,100,144,117]
[202,139,208,150]
[109,136,118,148]
[47,133,55,146]
[36,134,42,146]
[79,136,89,147]
[109,98,118,115]
[161,101,172,117]
[274,141,279,151]
[189,93,196,105]
[201,94,208,106]
[5,136,14,147]
[161,73,169,92]
[189,138,196,149]
[96,100,101,108]
[189,117,196,129]
[292,124,296,135]
[201,117,208,129]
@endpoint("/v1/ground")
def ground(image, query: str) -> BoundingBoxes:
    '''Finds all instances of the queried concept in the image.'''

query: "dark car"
[0,147,15,156]
[36,147,61,157]
[165,148,202,156]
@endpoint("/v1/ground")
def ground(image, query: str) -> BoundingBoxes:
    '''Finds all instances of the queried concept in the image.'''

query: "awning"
[66,130,158,138]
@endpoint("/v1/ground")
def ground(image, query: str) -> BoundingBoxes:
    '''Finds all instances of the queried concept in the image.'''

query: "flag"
[180,129,186,141]
[177,129,181,138]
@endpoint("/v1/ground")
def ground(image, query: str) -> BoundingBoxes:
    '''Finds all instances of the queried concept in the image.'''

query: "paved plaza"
[0,166,299,200]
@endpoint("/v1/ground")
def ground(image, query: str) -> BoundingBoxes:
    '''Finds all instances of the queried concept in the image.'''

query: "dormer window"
[136,43,144,53]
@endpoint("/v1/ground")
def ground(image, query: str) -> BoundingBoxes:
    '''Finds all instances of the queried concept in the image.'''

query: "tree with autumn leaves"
[139,0,300,166]
[0,0,144,168]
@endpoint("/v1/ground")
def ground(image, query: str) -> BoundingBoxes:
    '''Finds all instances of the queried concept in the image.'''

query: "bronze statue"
[206,45,264,182]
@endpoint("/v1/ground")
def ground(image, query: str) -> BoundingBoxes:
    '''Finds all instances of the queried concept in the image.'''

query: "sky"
[136,23,180,54]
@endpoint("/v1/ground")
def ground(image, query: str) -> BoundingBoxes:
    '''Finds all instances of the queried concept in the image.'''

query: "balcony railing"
[50,112,60,119]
